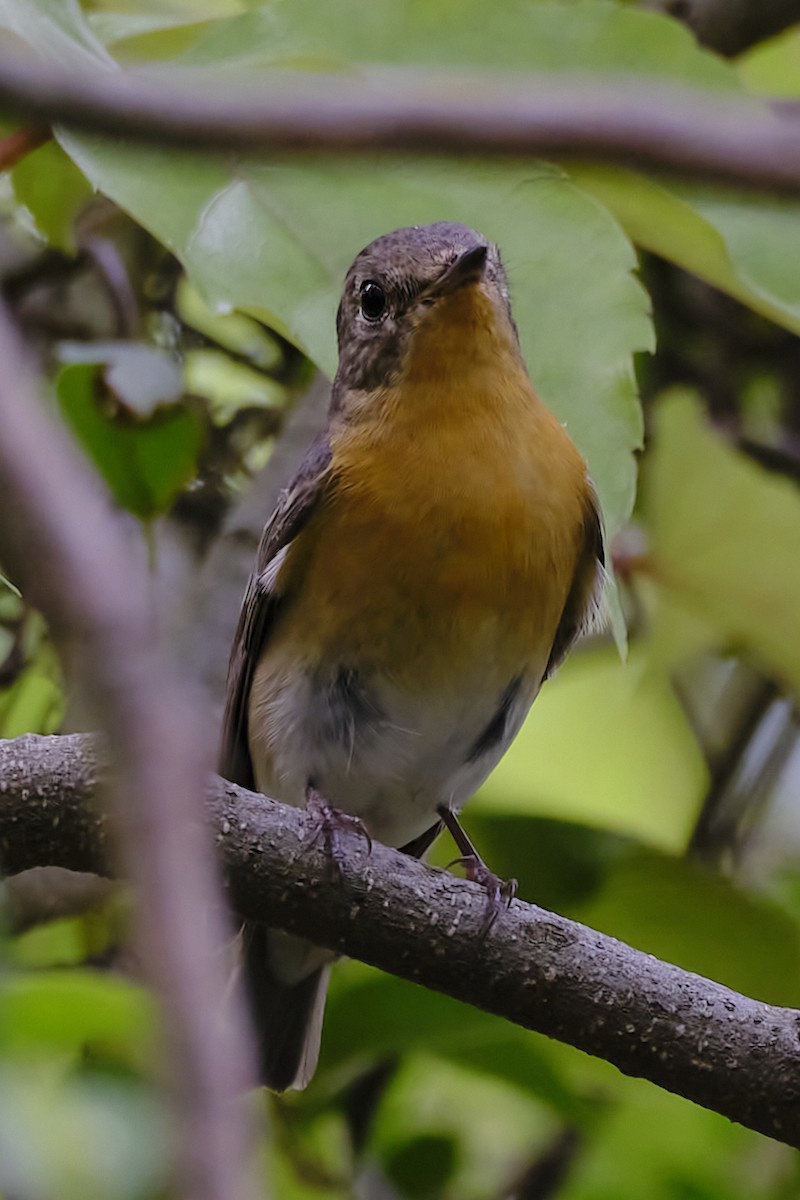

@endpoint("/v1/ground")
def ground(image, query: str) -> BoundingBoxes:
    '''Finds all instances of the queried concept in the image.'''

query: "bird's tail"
[241,922,331,1092]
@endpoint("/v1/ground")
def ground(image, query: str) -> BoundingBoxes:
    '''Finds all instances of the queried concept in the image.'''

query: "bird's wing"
[219,432,333,789]
[545,484,605,680]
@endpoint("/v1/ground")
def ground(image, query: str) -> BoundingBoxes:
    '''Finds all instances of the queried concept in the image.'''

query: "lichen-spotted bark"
[1,731,799,1148]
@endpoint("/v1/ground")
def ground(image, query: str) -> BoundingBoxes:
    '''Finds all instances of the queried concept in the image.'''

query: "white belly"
[248,661,538,850]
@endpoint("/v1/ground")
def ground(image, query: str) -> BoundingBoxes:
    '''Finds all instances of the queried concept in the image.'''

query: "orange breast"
[270,366,592,694]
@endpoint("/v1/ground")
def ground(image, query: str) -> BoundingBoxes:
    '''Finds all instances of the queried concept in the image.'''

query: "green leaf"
[59,341,184,416]
[0,970,154,1053]
[384,1133,458,1199]
[322,967,506,1070]
[177,278,282,370]
[558,1066,774,1200]
[0,0,114,68]
[370,1055,558,1200]
[737,24,800,99]
[0,1066,167,1200]
[90,9,235,63]
[10,902,121,970]
[175,0,737,82]
[0,617,62,738]
[184,349,285,419]
[56,360,203,519]
[570,166,800,340]
[0,666,64,737]
[320,964,586,1118]
[11,919,90,969]
[11,140,93,254]
[645,390,800,690]
[577,848,800,1006]
[678,187,800,328]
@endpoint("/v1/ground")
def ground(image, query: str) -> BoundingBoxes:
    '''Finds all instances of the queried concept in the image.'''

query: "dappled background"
[2,0,800,1197]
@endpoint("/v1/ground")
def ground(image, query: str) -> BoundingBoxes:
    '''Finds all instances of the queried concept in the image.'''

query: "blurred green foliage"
[57,357,204,520]
[1,0,800,1197]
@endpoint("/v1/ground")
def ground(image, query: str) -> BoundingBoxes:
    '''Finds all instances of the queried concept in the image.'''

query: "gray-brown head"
[333,222,519,400]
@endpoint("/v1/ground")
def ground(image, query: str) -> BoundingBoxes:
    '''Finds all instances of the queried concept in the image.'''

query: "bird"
[220,220,604,1092]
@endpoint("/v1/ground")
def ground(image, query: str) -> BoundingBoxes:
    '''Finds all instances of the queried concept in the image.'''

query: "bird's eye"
[359,280,387,322]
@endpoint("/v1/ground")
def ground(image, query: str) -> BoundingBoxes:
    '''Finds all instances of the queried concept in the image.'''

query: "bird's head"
[333,222,522,412]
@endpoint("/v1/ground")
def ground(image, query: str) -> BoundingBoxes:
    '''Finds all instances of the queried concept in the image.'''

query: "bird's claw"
[305,786,372,879]
[447,853,517,935]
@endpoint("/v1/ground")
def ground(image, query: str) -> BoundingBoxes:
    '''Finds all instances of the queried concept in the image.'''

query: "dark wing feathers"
[545,484,605,680]
[219,433,333,789]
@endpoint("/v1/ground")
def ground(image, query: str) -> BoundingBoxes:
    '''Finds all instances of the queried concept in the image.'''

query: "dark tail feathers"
[242,922,330,1092]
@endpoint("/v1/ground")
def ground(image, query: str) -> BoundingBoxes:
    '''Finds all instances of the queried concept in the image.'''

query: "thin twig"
[0,56,798,191]
[0,312,259,1200]
[0,123,50,170]
[1,731,799,1151]
[689,676,779,862]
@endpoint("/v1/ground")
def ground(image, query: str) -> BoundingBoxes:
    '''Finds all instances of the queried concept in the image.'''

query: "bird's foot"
[305,785,372,879]
[446,855,517,935]
[437,804,516,935]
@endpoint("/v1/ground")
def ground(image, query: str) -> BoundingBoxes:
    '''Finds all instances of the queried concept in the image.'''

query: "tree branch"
[0,124,50,169]
[2,731,799,1150]
[0,309,259,1200]
[0,54,799,192]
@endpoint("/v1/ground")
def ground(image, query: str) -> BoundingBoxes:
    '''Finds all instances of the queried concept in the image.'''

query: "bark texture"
[1,732,799,1149]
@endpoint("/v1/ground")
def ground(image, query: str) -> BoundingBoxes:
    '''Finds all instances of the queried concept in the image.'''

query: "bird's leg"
[305,783,372,878]
[437,805,517,935]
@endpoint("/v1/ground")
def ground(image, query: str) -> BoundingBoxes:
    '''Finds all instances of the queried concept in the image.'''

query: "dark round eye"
[359,280,387,322]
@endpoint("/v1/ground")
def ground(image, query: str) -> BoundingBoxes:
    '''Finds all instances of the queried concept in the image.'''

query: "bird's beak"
[425,244,489,300]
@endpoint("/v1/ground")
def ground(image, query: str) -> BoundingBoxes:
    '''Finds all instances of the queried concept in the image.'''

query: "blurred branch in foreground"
[1,56,800,191]
[0,309,259,1200]
[1,731,798,1152]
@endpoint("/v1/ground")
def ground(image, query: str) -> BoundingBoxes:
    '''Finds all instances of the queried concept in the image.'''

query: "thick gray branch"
[0,55,798,192]
[2,732,799,1149]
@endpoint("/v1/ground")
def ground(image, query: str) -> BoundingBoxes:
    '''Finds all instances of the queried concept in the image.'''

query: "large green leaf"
[173,0,736,82]
[571,166,800,339]
[645,390,800,690]
[680,187,800,327]
[0,0,678,536]
[55,144,648,537]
